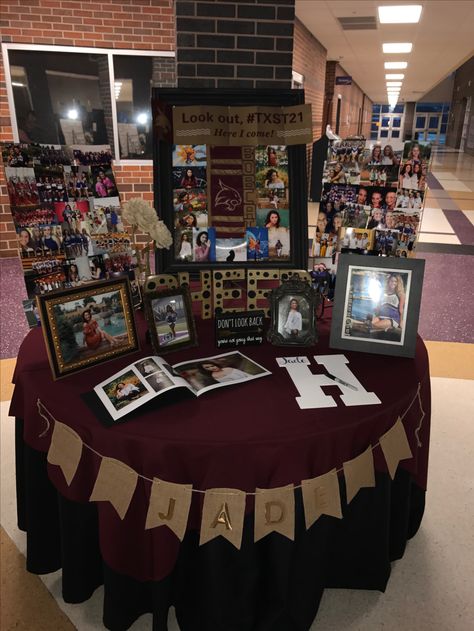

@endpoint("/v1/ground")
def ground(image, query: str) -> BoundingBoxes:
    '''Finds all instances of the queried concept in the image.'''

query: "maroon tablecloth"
[10,311,431,583]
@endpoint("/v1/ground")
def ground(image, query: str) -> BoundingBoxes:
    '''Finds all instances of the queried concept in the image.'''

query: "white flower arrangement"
[123,197,172,276]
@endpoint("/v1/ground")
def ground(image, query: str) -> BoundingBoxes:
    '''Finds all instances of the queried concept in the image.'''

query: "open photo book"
[94,350,271,421]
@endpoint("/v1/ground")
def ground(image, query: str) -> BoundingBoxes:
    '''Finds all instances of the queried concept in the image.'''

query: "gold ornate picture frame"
[37,278,139,380]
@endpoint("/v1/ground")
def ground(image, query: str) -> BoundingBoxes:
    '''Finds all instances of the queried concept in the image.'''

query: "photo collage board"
[1,143,138,321]
[312,139,431,275]
[172,144,290,265]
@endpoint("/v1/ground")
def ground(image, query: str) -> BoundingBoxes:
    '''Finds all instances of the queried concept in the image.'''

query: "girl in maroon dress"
[82,309,117,350]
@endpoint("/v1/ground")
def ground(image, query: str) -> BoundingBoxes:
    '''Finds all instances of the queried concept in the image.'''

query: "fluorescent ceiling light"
[385,74,404,80]
[385,61,408,69]
[378,5,422,24]
[383,43,413,54]
[67,109,79,120]
[387,89,400,93]
[12,81,25,87]
[386,81,403,87]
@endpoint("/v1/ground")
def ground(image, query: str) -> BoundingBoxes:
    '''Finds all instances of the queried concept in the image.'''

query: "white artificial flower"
[149,220,173,250]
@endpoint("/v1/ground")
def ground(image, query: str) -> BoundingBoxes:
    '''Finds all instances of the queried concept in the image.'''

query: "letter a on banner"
[301,469,342,529]
[89,457,138,520]
[145,478,193,541]
[200,488,246,549]
[47,420,83,486]
[254,485,294,542]
[379,418,413,479]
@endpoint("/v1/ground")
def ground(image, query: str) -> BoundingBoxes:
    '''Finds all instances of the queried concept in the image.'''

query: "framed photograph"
[330,254,425,358]
[144,285,197,354]
[37,278,139,380]
[267,278,318,347]
[152,88,308,273]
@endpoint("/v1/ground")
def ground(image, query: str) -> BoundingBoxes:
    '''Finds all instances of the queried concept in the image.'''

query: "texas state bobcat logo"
[214,179,242,212]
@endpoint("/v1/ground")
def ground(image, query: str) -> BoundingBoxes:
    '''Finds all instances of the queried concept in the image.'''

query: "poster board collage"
[1,143,138,321]
[312,139,431,274]
[172,144,290,265]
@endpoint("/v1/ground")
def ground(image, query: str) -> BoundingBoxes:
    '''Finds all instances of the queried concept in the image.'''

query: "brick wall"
[292,18,326,140]
[175,0,295,90]
[0,0,174,258]
[292,18,326,183]
[326,62,373,138]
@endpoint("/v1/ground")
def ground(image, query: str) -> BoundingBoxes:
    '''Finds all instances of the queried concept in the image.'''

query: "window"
[392,117,401,128]
[391,130,400,138]
[416,116,426,129]
[381,117,390,127]
[428,116,439,129]
[7,49,111,147]
[3,44,175,163]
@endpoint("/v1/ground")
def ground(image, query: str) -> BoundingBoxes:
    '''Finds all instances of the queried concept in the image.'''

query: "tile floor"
[1,146,473,630]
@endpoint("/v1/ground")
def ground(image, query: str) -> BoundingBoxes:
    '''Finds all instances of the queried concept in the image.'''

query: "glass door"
[414,110,448,144]
[378,113,404,142]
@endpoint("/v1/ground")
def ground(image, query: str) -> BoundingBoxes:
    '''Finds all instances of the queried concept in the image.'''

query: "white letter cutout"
[276,355,381,409]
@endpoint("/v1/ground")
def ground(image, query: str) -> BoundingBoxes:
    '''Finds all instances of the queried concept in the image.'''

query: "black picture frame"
[329,253,425,358]
[267,278,319,347]
[151,87,307,274]
[37,278,139,380]
[143,285,198,355]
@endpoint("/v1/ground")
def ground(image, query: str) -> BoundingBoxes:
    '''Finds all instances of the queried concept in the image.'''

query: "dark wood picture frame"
[329,253,425,358]
[267,278,319,347]
[37,278,139,380]
[143,284,198,354]
[152,87,307,275]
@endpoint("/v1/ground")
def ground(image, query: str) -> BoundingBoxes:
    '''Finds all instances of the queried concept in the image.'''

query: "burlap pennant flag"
[254,484,295,542]
[343,445,375,504]
[145,478,192,540]
[47,421,83,486]
[90,457,138,520]
[301,469,342,529]
[199,488,246,549]
[379,418,413,479]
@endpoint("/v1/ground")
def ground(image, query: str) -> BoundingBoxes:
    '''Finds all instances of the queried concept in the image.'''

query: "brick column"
[322,60,337,134]
[175,0,295,90]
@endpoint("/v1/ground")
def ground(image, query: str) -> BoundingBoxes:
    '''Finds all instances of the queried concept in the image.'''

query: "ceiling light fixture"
[382,43,413,54]
[67,109,79,120]
[386,81,403,87]
[385,74,405,80]
[378,5,422,24]
[385,61,408,69]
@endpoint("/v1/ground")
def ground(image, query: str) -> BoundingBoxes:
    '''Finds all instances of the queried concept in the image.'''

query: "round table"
[11,311,431,630]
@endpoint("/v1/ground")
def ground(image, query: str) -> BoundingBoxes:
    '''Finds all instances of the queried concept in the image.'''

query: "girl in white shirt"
[283,299,303,336]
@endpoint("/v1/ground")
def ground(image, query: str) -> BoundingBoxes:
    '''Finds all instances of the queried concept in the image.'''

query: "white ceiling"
[295,0,474,103]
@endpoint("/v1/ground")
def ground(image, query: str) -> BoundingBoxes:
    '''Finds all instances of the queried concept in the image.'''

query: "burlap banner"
[173,104,312,146]
[47,420,83,486]
[200,488,246,549]
[145,478,193,541]
[37,393,423,544]
[90,457,138,520]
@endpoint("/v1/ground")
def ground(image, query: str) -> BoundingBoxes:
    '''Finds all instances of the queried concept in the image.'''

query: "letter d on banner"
[255,485,294,542]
